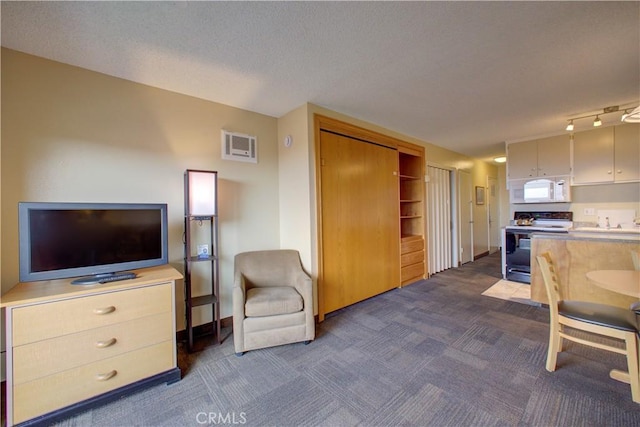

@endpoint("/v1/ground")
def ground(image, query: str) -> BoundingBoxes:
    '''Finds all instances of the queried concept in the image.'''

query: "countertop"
[531,230,640,242]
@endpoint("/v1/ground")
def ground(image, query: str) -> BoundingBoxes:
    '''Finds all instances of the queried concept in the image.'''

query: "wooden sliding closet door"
[319,130,400,315]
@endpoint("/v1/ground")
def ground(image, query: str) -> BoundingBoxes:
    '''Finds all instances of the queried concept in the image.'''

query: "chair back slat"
[536,252,561,314]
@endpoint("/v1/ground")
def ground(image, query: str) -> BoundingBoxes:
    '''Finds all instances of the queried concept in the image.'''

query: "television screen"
[19,202,169,284]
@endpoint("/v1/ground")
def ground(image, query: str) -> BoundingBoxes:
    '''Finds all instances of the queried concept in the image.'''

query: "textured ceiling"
[2,1,639,161]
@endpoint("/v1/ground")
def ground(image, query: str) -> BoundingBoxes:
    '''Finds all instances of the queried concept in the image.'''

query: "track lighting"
[593,115,602,127]
[622,105,640,123]
[565,104,638,131]
[565,120,574,131]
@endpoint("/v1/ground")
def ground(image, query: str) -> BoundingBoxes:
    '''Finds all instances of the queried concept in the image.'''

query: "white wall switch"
[583,208,596,216]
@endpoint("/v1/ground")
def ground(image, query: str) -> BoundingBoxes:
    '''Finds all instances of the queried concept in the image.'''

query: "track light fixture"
[593,115,602,127]
[565,104,638,131]
[565,120,574,131]
[622,105,640,123]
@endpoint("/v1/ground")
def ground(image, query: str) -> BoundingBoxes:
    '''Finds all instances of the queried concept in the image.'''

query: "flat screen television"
[19,202,169,285]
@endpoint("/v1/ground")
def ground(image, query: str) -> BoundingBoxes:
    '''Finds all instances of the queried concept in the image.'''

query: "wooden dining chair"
[536,252,640,403]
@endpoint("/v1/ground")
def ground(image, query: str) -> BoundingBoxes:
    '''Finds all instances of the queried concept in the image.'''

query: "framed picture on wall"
[475,186,485,205]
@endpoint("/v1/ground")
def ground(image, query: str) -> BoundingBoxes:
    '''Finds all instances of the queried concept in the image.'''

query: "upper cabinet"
[572,127,614,184]
[507,135,571,180]
[572,124,639,185]
[613,124,640,183]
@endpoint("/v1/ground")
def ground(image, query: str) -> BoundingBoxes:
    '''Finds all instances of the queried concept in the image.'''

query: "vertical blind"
[427,166,452,274]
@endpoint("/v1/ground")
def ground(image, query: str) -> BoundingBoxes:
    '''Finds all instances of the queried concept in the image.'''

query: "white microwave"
[510,177,571,204]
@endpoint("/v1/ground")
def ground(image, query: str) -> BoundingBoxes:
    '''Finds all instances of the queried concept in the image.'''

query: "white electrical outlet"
[584,208,596,216]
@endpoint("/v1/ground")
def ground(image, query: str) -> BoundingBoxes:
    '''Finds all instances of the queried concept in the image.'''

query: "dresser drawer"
[13,311,172,384]
[401,261,425,283]
[401,237,424,254]
[401,250,424,267]
[12,283,172,346]
[13,341,174,424]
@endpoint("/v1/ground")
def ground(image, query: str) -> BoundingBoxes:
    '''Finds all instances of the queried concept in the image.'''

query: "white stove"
[502,211,573,283]
[505,221,573,233]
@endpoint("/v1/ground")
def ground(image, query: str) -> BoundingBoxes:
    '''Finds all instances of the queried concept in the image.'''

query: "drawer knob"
[95,370,117,381]
[93,306,116,315]
[95,338,117,348]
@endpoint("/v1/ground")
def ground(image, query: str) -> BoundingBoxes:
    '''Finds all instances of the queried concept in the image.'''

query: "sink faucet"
[605,217,610,229]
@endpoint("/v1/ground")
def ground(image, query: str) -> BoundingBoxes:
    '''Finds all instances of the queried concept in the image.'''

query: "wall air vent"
[221,130,257,163]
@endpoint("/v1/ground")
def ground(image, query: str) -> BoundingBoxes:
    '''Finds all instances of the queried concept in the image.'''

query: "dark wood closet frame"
[313,114,425,321]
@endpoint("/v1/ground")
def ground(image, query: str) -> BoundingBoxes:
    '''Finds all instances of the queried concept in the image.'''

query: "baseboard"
[474,251,490,260]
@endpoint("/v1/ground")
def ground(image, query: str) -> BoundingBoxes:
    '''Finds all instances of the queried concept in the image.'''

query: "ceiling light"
[621,109,630,121]
[565,104,638,130]
[565,120,574,131]
[493,156,506,163]
[593,115,602,127]
[622,105,640,123]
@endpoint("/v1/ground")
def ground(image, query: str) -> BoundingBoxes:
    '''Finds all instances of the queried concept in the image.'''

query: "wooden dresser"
[1,265,182,426]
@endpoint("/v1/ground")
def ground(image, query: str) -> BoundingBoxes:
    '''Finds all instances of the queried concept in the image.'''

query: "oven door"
[504,228,532,283]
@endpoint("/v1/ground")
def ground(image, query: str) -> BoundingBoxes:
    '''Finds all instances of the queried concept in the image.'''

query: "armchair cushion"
[245,287,303,317]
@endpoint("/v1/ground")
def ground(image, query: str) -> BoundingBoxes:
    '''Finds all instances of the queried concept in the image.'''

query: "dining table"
[586,269,640,298]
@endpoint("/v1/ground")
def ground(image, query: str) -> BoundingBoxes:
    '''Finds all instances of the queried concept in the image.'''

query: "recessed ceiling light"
[494,156,507,163]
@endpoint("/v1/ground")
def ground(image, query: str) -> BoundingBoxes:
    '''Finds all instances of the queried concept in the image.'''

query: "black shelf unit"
[184,170,220,352]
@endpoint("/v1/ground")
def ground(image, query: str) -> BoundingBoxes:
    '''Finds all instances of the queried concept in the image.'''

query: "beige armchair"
[233,250,315,355]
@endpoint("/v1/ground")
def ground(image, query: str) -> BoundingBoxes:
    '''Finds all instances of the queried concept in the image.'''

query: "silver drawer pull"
[93,306,116,315]
[95,338,117,348]
[95,370,117,381]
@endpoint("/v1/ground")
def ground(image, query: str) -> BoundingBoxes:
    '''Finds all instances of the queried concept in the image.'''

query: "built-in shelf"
[398,143,427,285]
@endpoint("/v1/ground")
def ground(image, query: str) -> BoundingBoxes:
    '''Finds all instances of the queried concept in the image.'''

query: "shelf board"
[401,215,422,219]
[401,234,424,240]
[187,255,216,262]
[400,199,422,203]
[190,294,218,307]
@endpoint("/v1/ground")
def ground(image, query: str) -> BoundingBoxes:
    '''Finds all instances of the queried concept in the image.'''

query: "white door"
[459,170,473,264]
[487,176,500,254]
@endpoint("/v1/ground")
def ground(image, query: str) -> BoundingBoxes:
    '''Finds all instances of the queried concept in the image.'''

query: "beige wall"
[1,49,501,334]
[1,49,281,327]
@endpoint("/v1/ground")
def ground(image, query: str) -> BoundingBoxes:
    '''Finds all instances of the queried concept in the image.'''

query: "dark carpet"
[50,253,640,426]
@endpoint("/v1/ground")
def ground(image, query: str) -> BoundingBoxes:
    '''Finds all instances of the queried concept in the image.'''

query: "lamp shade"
[622,105,640,123]
[185,170,217,216]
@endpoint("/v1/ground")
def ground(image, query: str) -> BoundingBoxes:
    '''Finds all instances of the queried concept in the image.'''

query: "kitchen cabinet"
[613,124,640,182]
[507,135,571,180]
[572,124,639,185]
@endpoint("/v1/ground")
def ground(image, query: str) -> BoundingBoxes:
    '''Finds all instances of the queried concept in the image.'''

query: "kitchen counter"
[530,233,639,308]
[538,230,640,242]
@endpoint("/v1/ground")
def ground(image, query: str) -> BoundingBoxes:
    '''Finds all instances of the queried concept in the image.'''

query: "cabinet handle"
[607,171,612,174]
[617,170,622,174]
[95,338,117,348]
[93,306,116,315]
[95,370,117,381]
